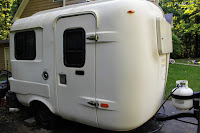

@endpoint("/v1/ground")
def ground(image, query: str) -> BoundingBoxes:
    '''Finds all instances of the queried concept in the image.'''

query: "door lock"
[42,71,49,80]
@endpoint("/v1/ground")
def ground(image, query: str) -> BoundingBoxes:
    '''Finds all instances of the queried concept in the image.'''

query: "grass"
[165,64,200,99]
[175,58,200,64]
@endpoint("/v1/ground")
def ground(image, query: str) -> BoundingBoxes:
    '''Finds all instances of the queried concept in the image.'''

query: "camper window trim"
[63,28,86,68]
[14,30,36,60]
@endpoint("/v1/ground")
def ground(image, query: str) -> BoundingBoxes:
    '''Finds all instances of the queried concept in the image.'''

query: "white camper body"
[9,0,172,131]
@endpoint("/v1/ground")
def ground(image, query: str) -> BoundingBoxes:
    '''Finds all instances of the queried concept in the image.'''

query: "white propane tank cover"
[172,80,193,110]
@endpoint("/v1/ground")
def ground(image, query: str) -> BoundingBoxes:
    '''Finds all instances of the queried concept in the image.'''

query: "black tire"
[34,103,57,129]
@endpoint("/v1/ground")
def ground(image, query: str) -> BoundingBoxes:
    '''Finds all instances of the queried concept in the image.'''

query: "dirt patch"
[0,105,53,133]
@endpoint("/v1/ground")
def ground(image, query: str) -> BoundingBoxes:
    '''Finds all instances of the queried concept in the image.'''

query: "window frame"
[63,28,86,68]
[14,30,36,60]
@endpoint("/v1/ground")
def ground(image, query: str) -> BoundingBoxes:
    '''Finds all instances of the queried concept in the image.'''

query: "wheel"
[34,103,57,129]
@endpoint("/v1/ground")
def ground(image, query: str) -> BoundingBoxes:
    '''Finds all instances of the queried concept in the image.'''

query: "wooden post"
[63,0,65,7]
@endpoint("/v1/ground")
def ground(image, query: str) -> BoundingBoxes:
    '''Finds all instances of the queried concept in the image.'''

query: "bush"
[170,34,181,58]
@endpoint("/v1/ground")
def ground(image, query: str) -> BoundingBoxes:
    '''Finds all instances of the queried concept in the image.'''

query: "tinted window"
[63,28,85,67]
[15,31,36,60]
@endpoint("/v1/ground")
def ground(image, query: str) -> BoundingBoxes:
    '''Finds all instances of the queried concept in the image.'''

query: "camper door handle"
[87,101,99,107]
[86,35,99,41]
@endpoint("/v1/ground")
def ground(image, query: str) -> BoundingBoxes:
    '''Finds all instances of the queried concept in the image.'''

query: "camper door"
[55,14,97,127]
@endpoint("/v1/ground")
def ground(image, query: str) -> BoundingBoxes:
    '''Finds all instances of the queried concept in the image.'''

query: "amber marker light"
[101,103,109,108]
[127,10,135,14]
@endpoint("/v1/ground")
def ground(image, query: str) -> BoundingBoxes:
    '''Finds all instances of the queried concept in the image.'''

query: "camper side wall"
[9,24,58,113]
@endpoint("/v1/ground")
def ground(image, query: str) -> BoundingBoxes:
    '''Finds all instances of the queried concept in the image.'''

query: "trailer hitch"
[156,92,200,133]
[156,112,195,121]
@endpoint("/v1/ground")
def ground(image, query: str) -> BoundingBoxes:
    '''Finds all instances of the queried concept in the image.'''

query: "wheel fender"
[28,96,56,114]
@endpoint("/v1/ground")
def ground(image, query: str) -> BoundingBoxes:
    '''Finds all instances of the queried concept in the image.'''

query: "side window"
[63,28,85,67]
[15,31,36,60]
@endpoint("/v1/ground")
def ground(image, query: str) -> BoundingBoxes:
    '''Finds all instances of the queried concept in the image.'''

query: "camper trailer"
[9,0,172,131]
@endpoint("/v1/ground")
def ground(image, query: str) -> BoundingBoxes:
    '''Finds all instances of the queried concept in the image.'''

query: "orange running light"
[101,103,109,108]
[128,10,135,14]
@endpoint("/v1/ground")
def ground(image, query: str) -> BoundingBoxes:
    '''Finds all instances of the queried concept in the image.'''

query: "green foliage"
[0,0,21,40]
[10,0,22,19]
[160,0,200,58]
[171,34,181,58]
[0,0,12,40]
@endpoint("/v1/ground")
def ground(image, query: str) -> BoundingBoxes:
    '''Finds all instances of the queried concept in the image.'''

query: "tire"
[34,103,57,129]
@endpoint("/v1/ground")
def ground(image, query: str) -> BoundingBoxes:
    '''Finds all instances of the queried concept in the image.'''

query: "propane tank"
[172,80,193,111]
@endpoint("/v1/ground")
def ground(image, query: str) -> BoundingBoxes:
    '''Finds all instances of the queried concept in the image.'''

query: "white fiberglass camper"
[9,0,172,131]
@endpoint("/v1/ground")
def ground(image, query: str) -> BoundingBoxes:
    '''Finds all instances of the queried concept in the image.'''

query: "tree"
[159,0,200,58]
[0,0,13,40]
[171,34,181,58]
[0,0,22,40]
[10,0,22,19]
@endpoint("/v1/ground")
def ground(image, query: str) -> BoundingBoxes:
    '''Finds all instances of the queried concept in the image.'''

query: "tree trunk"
[195,31,199,57]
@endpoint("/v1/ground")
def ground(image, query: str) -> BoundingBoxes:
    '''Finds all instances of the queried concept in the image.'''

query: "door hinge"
[87,101,99,108]
[86,34,99,41]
